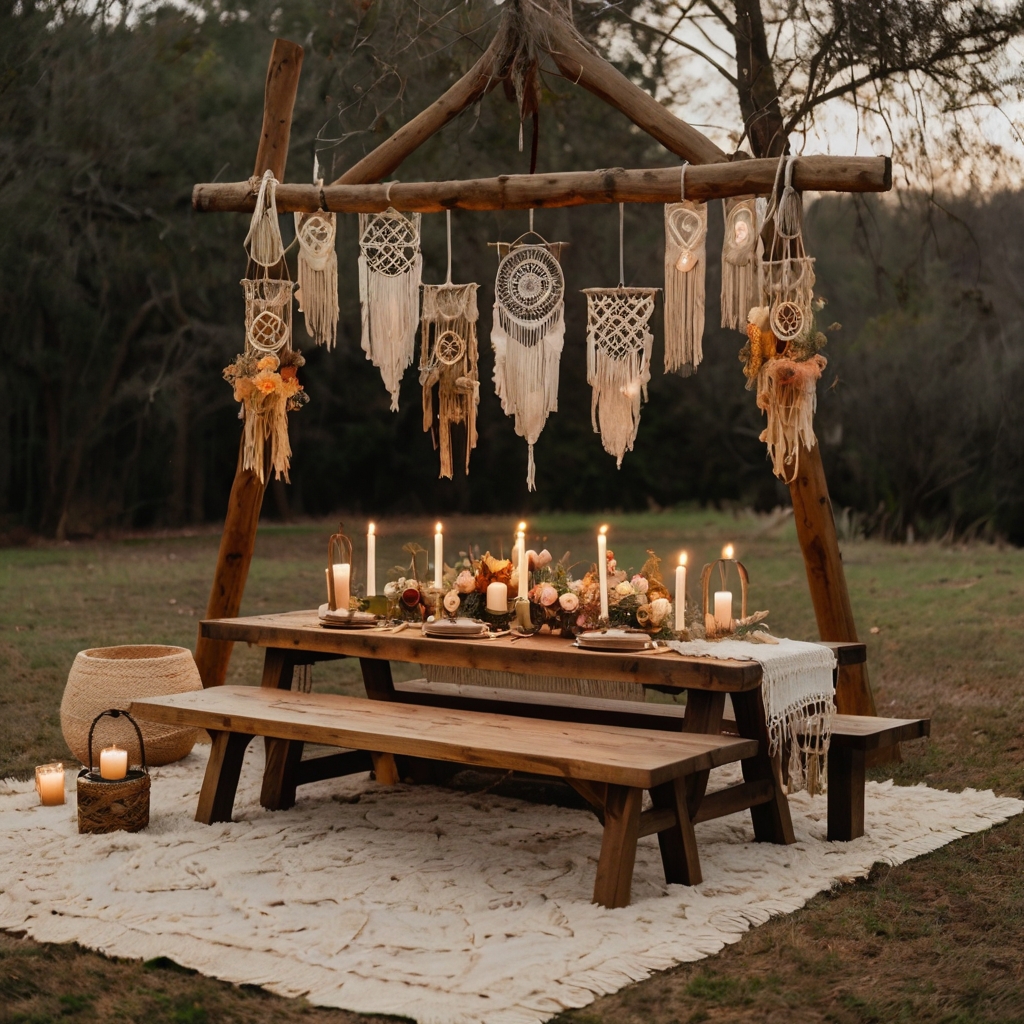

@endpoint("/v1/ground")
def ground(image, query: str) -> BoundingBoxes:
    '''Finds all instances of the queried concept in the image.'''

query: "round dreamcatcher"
[723,203,757,266]
[359,209,421,278]
[435,329,466,365]
[495,244,564,334]
[666,204,706,273]
[770,300,806,342]
[297,213,335,260]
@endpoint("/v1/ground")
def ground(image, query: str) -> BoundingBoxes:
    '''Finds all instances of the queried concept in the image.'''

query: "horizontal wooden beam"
[193,155,890,214]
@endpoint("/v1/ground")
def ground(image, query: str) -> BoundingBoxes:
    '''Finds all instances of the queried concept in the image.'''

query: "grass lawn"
[1,510,1022,1023]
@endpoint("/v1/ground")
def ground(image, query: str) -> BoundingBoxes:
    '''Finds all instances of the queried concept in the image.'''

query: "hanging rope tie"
[584,203,659,468]
[420,209,481,479]
[663,163,707,376]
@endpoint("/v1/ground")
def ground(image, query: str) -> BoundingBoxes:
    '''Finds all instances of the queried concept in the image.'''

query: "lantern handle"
[86,709,148,774]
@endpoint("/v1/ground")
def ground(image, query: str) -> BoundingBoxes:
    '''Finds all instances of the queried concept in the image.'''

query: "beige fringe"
[295,210,338,349]
[664,201,707,376]
[721,197,761,330]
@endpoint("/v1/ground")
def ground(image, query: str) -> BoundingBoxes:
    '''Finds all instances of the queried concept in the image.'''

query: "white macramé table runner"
[668,637,837,790]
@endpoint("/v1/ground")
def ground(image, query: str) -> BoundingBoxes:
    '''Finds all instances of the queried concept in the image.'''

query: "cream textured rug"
[0,746,1019,1024]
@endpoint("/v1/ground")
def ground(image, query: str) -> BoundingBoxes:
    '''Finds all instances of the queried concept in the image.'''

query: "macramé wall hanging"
[419,211,480,479]
[584,204,659,467]
[739,156,829,483]
[358,206,423,411]
[663,165,707,377]
[720,196,762,330]
[223,169,308,484]
[491,214,566,491]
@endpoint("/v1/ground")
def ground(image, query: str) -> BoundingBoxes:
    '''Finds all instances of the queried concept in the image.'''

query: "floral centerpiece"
[571,549,676,638]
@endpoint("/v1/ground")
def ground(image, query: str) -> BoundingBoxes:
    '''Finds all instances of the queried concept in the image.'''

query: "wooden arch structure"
[193,5,889,721]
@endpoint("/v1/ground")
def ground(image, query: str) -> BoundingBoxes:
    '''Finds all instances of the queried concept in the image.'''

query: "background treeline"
[1,0,1022,542]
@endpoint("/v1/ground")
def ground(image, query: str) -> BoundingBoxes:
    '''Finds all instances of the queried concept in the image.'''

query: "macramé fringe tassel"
[756,354,827,483]
[721,197,761,330]
[664,201,707,376]
[295,211,339,349]
[241,393,292,484]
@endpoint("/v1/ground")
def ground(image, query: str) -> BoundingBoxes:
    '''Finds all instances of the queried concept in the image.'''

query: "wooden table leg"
[827,746,865,841]
[360,657,398,700]
[259,647,305,811]
[730,688,796,844]
[650,776,702,886]
[682,690,726,818]
[593,784,643,909]
[196,730,253,824]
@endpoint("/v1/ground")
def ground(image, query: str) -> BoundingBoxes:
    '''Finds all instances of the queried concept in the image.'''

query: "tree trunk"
[734,0,787,158]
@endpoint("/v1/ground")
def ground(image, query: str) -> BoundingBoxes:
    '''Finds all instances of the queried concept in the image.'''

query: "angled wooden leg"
[261,737,305,810]
[361,657,397,700]
[593,785,643,909]
[730,688,796,845]
[827,746,865,841]
[196,730,253,824]
[650,776,702,886]
[370,751,401,785]
[682,690,726,818]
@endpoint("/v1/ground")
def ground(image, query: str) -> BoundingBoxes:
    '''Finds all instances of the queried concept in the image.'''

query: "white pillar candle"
[366,523,376,597]
[486,581,508,614]
[674,552,687,631]
[597,525,609,621]
[36,764,65,806]
[714,591,733,631]
[99,746,128,781]
[434,522,443,589]
[516,522,527,600]
[332,563,351,610]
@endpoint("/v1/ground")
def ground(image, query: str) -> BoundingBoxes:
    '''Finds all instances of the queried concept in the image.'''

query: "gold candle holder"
[700,544,749,639]
[326,522,354,612]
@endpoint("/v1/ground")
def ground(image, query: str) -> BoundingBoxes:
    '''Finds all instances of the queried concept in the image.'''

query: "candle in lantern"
[674,552,687,631]
[366,523,376,597]
[35,763,65,806]
[99,746,128,781]
[332,562,351,610]
[486,581,508,614]
[714,590,733,630]
[597,525,609,621]
[516,522,527,600]
[434,522,444,589]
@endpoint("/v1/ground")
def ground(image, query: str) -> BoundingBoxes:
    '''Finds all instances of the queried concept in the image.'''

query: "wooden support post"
[193,38,304,689]
[788,443,877,717]
[592,784,643,909]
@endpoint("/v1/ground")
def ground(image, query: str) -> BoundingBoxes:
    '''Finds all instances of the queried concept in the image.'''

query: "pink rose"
[631,575,649,594]
[538,584,558,607]
[559,592,579,613]
[456,570,476,594]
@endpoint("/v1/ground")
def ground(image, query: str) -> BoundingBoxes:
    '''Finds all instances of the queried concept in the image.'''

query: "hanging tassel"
[756,353,827,483]
[244,170,285,269]
[358,208,422,411]
[295,205,338,348]
[721,197,761,330]
[663,200,707,376]
[491,236,566,491]
[584,288,657,467]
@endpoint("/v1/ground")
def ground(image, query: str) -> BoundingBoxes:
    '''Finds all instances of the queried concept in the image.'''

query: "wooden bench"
[130,685,758,909]
[390,677,930,844]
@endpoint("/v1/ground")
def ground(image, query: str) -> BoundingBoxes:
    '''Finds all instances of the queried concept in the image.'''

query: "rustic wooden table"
[200,610,797,845]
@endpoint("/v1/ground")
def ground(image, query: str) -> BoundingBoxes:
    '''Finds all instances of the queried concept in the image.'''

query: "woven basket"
[61,645,202,767]
[77,709,150,834]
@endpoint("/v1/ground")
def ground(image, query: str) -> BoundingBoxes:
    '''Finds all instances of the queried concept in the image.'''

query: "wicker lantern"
[700,544,750,639]
[76,709,151,834]
[326,522,354,611]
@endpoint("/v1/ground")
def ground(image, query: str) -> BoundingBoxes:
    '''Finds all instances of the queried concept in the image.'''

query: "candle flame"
[517,521,526,532]
[722,544,734,560]
[368,522,375,535]
[435,522,443,534]
[679,551,688,566]
[599,524,609,535]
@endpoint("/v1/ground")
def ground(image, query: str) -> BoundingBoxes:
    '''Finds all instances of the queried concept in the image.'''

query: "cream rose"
[648,597,671,626]
[558,592,579,612]
[456,570,476,594]
[538,584,559,607]
[615,581,634,597]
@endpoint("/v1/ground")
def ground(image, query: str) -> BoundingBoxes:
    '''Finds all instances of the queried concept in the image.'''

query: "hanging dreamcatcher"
[358,206,423,411]
[584,205,659,467]
[720,196,763,330]
[738,156,830,483]
[420,211,480,479]
[294,162,338,349]
[491,212,566,491]
[664,165,707,376]
[223,169,307,485]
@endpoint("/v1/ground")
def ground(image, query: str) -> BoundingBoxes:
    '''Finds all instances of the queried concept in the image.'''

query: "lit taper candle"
[434,522,443,589]
[597,525,609,621]
[366,522,376,597]
[674,551,687,631]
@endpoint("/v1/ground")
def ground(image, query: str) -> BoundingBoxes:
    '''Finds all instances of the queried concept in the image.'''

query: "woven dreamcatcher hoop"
[664,165,707,376]
[358,206,423,411]
[762,156,815,338]
[720,196,762,330]
[420,211,480,479]
[295,171,338,349]
[584,205,659,467]
[224,169,306,485]
[490,214,566,490]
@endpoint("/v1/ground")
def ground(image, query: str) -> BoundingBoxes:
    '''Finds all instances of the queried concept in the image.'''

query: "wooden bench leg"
[650,776,702,886]
[827,746,865,841]
[196,730,253,824]
[730,688,796,845]
[593,785,643,909]
[370,751,401,785]
[262,737,305,810]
